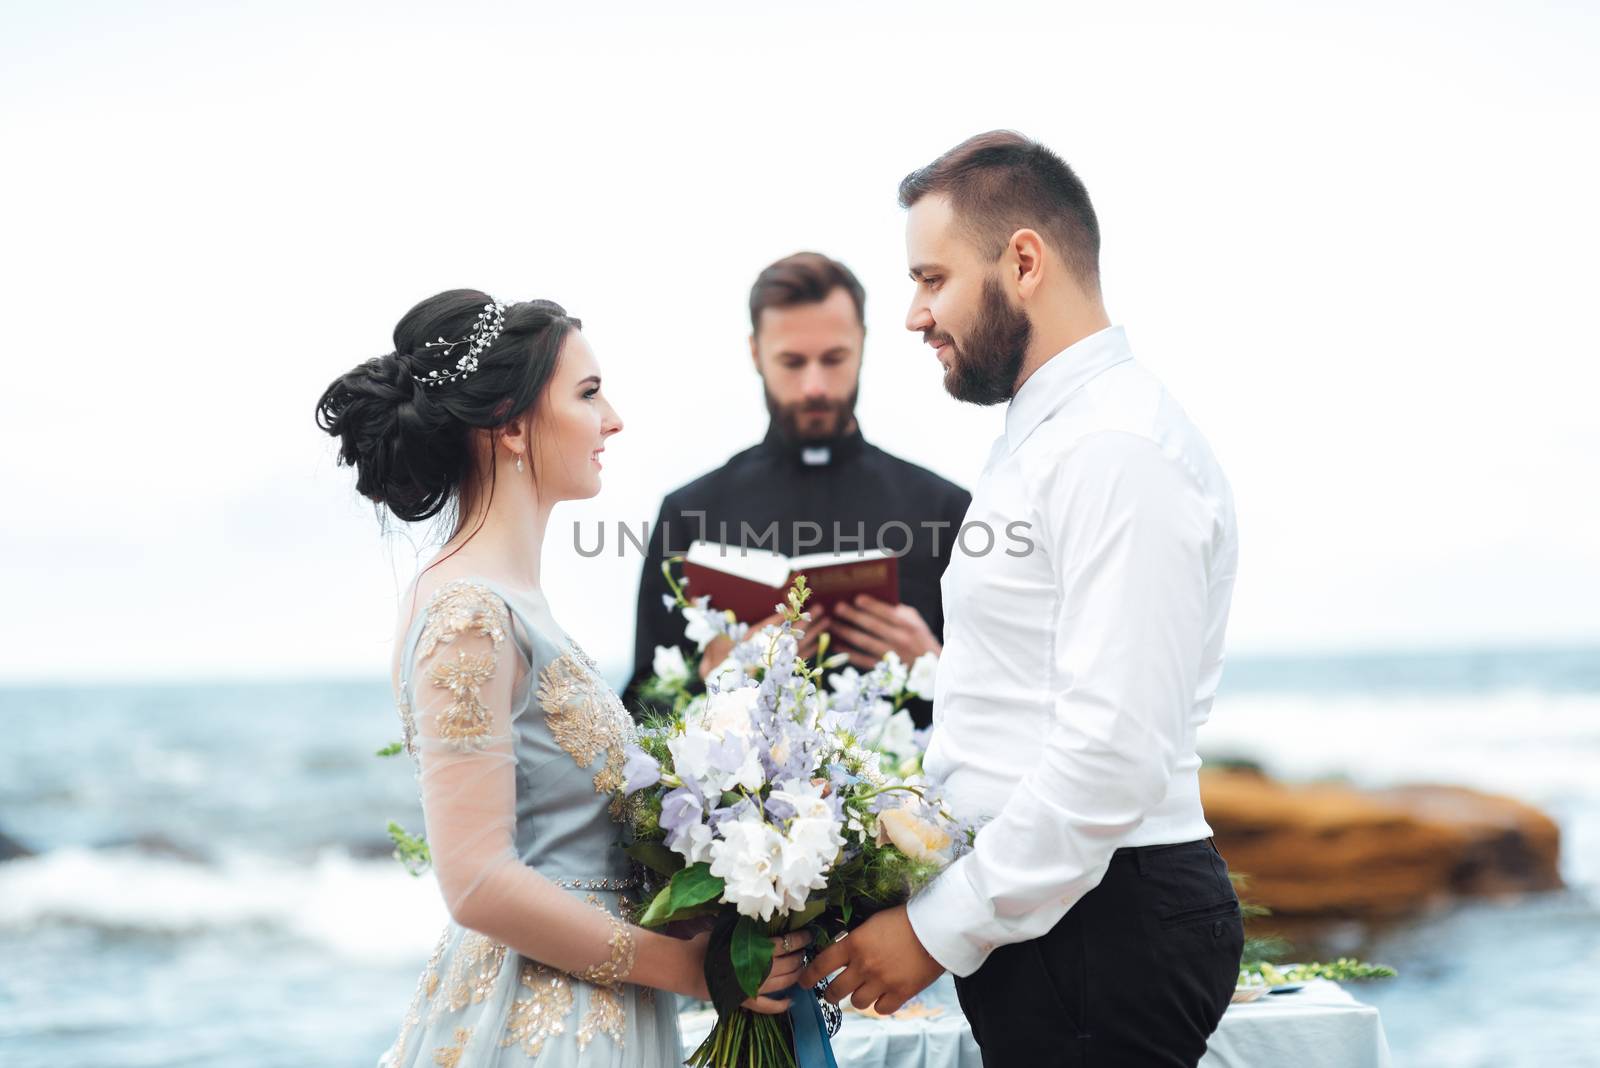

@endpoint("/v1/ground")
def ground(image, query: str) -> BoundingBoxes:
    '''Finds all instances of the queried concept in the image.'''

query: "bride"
[316,290,809,1066]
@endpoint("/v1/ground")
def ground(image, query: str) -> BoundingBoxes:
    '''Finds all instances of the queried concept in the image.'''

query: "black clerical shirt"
[627,422,971,727]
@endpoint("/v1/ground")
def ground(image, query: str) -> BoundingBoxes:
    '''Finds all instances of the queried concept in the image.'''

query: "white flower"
[723,740,766,794]
[770,779,845,911]
[775,824,836,912]
[907,651,939,700]
[665,730,715,788]
[828,666,863,707]
[700,685,760,738]
[840,740,890,788]
[708,784,844,921]
[858,698,892,737]
[770,778,833,822]
[880,650,908,694]
[710,658,745,693]
[875,708,918,763]
[709,815,786,921]
[681,596,718,651]
[671,821,717,865]
[667,723,764,795]
[705,656,747,692]
[652,645,690,685]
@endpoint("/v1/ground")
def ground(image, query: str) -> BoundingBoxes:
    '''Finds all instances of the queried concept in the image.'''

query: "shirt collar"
[1004,325,1133,454]
[759,419,868,469]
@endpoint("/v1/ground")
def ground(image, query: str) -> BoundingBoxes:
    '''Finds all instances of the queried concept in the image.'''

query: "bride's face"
[530,330,622,502]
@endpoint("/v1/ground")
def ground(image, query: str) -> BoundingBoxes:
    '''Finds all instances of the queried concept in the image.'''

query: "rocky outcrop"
[1202,768,1563,918]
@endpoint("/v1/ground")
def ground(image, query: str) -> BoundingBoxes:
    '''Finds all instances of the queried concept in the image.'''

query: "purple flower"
[621,744,661,795]
[708,795,757,829]
[659,786,705,837]
[705,732,751,780]
[765,794,797,821]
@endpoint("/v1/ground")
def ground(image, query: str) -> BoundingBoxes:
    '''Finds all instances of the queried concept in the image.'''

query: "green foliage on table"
[1230,872,1395,986]
[1243,958,1399,984]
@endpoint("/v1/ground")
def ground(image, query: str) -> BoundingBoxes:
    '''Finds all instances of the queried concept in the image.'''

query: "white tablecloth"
[680,976,1391,1067]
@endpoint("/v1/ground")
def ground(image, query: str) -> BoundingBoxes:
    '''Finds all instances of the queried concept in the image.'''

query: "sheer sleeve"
[406,582,636,986]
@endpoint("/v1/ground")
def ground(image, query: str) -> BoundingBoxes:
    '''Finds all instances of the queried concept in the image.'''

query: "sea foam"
[0,845,447,961]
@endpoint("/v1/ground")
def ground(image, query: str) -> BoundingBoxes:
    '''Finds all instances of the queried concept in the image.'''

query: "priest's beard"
[764,384,860,442]
[939,277,1033,406]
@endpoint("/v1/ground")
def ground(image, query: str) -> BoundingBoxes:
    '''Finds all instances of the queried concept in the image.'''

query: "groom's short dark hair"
[749,252,867,336]
[898,131,1101,292]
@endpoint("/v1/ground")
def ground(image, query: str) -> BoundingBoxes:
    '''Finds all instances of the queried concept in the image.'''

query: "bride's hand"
[684,928,816,1015]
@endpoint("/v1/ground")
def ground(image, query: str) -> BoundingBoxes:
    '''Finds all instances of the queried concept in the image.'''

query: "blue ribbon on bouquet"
[786,984,839,1068]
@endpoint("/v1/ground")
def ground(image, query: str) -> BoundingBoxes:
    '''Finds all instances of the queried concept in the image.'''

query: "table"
[680,976,1391,1067]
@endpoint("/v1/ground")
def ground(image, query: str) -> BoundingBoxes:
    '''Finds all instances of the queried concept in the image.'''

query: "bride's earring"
[515,454,524,474]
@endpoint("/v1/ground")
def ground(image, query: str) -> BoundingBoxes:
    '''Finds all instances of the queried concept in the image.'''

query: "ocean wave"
[0,845,447,961]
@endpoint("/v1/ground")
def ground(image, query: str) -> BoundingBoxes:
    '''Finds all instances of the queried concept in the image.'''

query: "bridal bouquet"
[619,565,966,1068]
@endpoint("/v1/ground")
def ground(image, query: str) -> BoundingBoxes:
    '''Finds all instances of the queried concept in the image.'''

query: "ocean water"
[1,651,1596,1068]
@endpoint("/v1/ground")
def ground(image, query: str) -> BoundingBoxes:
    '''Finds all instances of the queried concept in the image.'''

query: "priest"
[626,252,972,726]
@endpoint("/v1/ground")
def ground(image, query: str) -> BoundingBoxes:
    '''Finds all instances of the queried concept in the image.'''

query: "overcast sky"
[2,0,1596,684]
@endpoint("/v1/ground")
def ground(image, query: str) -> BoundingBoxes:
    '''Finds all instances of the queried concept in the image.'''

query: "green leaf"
[375,742,404,757]
[730,914,775,1001]
[703,913,747,1016]
[623,841,684,877]
[637,884,675,928]
[787,898,826,930]
[637,862,725,928]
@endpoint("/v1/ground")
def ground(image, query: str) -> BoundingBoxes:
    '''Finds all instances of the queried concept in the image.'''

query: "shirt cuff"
[905,855,995,978]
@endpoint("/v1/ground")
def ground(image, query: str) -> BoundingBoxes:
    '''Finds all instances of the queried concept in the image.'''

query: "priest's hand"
[798,905,945,1016]
[699,608,830,681]
[831,595,940,671]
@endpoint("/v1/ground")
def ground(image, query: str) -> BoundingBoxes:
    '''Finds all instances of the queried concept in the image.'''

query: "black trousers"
[953,839,1243,1067]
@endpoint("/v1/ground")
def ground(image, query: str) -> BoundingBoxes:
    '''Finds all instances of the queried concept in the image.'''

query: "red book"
[680,540,900,622]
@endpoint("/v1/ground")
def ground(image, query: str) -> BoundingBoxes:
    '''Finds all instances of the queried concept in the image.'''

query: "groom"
[800,131,1244,1066]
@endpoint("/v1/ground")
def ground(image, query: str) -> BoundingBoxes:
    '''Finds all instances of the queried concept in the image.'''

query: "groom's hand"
[831,596,940,671]
[799,905,945,1016]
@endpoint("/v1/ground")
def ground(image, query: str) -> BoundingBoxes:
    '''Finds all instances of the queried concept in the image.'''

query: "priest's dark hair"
[898,130,1102,293]
[315,289,580,525]
[748,251,867,335]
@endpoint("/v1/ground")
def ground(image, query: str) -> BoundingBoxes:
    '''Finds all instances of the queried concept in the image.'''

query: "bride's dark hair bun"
[316,289,581,522]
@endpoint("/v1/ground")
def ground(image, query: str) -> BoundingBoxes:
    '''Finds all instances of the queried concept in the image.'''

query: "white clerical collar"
[800,446,832,466]
[1004,325,1133,454]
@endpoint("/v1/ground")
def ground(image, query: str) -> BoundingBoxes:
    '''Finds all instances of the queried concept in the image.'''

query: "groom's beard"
[764,385,859,442]
[933,277,1032,406]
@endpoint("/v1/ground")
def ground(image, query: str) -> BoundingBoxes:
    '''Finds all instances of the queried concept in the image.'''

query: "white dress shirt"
[906,325,1238,977]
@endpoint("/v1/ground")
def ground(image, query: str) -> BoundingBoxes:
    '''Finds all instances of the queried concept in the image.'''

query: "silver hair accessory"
[412,301,507,387]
